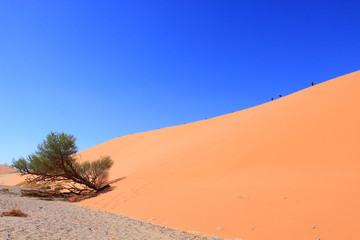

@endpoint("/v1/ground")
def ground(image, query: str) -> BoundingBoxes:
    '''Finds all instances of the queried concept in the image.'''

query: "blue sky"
[0,0,359,164]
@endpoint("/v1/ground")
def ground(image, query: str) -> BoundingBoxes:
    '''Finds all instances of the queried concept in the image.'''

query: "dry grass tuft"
[1,188,10,192]
[1,207,28,217]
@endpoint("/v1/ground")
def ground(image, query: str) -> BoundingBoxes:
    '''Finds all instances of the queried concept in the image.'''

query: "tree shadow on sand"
[20,177,127,202]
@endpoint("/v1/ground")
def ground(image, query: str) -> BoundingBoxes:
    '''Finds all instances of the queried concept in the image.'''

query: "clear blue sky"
[1,0,359,164]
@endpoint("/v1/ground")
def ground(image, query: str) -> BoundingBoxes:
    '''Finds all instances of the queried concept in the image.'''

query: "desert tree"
[12,132,113,194]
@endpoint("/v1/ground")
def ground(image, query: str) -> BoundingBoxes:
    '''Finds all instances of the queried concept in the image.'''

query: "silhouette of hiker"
[271,98,273,101]
[312,82,315,86]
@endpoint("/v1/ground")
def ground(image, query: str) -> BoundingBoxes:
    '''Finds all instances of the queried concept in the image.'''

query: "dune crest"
[3,71,360,239]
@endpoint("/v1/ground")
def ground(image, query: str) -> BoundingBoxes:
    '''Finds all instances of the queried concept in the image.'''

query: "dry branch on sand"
[20,189,57,200]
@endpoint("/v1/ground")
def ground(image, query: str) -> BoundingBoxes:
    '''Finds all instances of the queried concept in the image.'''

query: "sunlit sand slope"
[6,71,360,240]
[78,71,360,239]
[0,164,17,175]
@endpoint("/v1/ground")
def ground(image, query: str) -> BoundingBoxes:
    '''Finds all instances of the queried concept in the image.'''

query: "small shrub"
[1,188,10,192]
[1,207,28,217]
[12,132,114,193]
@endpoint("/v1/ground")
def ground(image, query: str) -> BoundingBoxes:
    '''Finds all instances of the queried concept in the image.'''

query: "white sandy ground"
[0,185,225,240]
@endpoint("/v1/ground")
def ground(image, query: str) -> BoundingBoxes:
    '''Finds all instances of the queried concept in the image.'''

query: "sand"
[0,164,17,175]
[0,185,223,240]
[2,71,360,239]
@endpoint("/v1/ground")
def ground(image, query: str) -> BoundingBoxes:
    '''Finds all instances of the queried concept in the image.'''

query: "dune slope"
[78,71,360,239]
[0,164,17,175]
[3,71,360,239]
[77,71,360,240]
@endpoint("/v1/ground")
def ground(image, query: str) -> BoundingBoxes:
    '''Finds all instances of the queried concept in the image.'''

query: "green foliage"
[11,157,29,172]
[11,132,113,192]
[75,156,113,189]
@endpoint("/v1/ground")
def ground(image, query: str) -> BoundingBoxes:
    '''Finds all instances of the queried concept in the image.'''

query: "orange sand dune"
[3,71,360,239]
[0,164,17,175]
[0,164,20,182]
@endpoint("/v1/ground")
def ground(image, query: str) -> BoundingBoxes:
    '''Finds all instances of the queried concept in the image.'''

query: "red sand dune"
[2,71,360,239]
[0,164,17,175]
